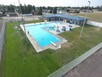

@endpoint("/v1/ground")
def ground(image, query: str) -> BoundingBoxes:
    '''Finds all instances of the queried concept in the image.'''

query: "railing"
[87,20,102,27]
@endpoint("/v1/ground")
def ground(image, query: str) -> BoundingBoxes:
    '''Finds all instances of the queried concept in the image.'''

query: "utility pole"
[18,0,26,33]
[79,1,91,39]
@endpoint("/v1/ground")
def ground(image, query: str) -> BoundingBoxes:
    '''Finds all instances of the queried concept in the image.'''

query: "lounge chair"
[56,29,60,32]
[62,26,66,31]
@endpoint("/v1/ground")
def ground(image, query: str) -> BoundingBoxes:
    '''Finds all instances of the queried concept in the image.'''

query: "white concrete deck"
[20,23,67,52]
[20,22,80,52]
[47,22,80,34]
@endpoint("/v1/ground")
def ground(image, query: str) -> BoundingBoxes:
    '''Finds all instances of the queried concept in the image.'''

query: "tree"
[32,5,35,10]
[37,7,42,15]
[98,5,102,11]
[2,9,6,14]
[31,5,35,15]
[66,9,70,13]
[31,10,35,15]
[53,7,57,14]
[20,4,24,14]
[23,4,27,14]
[47,6,53,10]
[9,4,15,12]
[42,6,46,10]
[50,10,53,13]
[27,5,33,13]
[7,6,11,12]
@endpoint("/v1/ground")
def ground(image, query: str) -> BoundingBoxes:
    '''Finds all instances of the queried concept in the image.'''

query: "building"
[6,12,18,17]
[0,12,3,17]
[42,14,87,25]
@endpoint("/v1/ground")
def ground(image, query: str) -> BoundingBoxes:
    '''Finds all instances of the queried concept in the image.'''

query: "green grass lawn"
[73,12,102,22]
[0,21,102,77]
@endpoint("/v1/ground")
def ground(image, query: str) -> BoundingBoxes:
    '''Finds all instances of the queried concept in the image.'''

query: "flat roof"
[43,14,87,21]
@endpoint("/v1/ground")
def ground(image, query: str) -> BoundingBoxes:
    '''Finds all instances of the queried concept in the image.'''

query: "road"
[63,48,102,77]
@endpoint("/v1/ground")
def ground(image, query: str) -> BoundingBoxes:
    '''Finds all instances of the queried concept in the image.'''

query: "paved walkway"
[63,48,102,77]
[0,21,2,32]
[0,20,5,61]
[48,42,102,77]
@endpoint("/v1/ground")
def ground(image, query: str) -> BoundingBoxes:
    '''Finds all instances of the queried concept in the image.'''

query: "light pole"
[14,2,18,22]
[79,1,91,39]
[18,0,26,33]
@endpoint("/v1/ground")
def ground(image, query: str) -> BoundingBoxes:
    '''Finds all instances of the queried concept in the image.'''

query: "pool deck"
[20,24,67,52]
[47,22,80,34]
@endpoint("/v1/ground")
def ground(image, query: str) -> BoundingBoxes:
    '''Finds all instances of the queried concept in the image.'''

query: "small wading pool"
[25,22,61,47]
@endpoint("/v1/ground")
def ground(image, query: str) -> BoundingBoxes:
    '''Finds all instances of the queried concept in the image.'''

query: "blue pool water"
[25,22,61,47]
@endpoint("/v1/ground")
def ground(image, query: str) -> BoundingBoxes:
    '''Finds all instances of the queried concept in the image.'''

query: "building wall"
[43,16,86,25]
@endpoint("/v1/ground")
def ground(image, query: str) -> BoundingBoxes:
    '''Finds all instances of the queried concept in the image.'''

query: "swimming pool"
[25,22,61,47]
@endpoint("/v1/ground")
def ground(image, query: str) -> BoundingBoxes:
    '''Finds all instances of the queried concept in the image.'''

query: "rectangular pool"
[25,22,61,47]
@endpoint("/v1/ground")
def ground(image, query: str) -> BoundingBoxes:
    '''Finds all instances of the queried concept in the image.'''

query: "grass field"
[0,21,102,77]
[73,12,102,22]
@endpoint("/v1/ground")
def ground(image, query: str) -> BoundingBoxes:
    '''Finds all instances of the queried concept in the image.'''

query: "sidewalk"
[48,42,102,77]
[63,48,102,77]
[0,20,5,61]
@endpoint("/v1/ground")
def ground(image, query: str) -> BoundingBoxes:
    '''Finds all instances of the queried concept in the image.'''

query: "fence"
[87,20,102,27]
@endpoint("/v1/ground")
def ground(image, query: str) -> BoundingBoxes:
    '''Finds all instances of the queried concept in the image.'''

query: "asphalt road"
[63,48,102,77]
